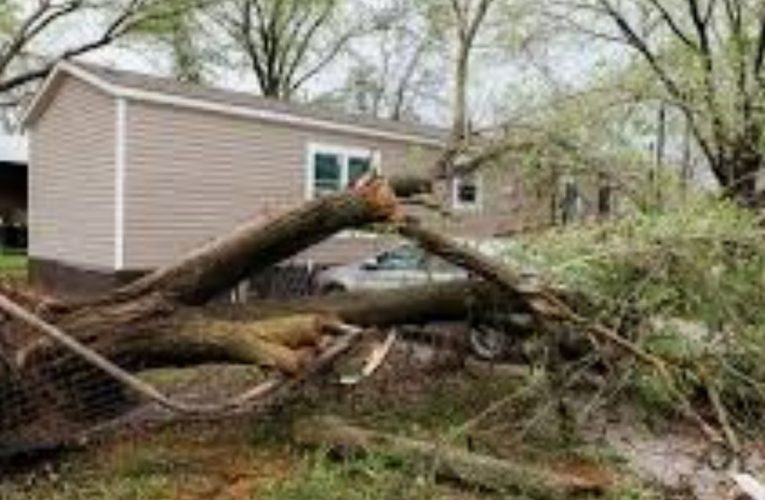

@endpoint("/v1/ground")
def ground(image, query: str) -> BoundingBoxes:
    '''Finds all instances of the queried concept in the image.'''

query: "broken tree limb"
[18,177,405,351]
[223,279,515,327]
[0,280,519,444]
[9,280,509,386]
[0,290,374,420]
[84,177,400,307]
[293,415,611,498]
[73,280,515,375]
[98,314,331,375]
[397,217,725,445]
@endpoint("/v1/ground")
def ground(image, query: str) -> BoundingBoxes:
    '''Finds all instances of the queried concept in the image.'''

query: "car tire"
[468,323,509,361]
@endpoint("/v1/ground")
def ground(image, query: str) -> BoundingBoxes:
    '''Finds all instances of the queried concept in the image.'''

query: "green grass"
[0,252,27,278]
[0,347,657,499]
[261,451,449,500]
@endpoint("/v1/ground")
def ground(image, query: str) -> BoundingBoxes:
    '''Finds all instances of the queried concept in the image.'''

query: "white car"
[315,243,466,293]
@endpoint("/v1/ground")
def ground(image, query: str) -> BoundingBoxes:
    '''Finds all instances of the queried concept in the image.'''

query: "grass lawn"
[0,353,655,500]
[0,252,27,279]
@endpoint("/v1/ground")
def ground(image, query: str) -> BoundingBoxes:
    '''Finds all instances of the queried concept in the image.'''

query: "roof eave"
[22,62,446,147]
[21,61,121,128]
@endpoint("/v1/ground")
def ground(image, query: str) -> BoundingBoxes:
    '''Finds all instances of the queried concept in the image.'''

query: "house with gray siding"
[22,61,537,295]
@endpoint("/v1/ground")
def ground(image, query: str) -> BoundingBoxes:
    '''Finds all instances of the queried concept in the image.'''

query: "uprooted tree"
[0,174,736,457]
[0,177,525,446]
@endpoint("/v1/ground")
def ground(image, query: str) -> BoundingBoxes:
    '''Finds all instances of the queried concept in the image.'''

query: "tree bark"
[17,280,507,376]
[0,280,512,450]
[220,279,509,326]
[101,178,399,306]
[30,177,400,344]
[292,415,612,498]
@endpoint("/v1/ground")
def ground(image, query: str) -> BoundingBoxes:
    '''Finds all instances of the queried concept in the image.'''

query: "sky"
[1,0,712,187]
[0,1,613,160]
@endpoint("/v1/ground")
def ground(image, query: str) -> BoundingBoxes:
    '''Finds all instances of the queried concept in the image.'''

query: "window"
[307,144,378,199]
[314,153,342,195]
[348,157,372,185]
[452,173,482,210]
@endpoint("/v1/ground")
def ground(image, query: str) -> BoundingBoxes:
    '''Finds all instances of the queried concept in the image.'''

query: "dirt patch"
[580,407,765,499]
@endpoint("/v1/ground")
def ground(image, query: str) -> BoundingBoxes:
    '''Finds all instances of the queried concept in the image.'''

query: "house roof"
[23,61,447,146]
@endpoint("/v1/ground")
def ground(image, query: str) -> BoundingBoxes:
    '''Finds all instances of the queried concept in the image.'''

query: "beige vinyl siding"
[123,100,440,269]
[448,166,540,236]
[28,75,116,269]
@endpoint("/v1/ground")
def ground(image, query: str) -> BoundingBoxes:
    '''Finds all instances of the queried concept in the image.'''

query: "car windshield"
[374,245,425,270]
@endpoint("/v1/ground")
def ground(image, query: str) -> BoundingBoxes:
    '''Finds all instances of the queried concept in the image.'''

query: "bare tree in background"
[324,0,446,122]
[0,0,198,98]
[212,0,362,100]
[565,0,765,207]
[448,0,495,142]
[127,0,215,84]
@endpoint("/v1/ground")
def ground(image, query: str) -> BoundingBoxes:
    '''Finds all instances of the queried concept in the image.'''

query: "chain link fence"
[0,261,512,466]
[0,264,325,462]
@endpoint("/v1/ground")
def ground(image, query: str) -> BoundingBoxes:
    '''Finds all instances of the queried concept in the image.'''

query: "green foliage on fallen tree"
[505,196,765,427]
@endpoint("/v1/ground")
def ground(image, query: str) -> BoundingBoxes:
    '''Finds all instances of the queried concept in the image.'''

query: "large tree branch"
[597,0,685,102]
[645,0,697,50]
[754,11,765,76]
[0,0,181,94]
[0,1,84,76]
[283,0,337,96]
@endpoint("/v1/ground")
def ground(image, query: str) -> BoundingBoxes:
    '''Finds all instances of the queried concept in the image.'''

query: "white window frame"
[452,172,483,212]
[305,143,381,200]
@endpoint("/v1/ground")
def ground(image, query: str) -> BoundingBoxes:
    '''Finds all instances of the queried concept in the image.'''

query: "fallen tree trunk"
[22,280,510,375]
[23,179,400,345]
[64,178,400,310]
[211,279,512,326]
[293,415,611,498]
[0,179,408,448]
[0,280,514,438]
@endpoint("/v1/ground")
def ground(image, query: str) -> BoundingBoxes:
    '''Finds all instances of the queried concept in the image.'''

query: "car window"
[375,245,425,271]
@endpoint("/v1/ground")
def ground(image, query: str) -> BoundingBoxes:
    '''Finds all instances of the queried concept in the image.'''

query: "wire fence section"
[0,265,322,459]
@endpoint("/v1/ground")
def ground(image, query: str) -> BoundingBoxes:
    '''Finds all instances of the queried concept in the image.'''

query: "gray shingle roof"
[73,62,447,143]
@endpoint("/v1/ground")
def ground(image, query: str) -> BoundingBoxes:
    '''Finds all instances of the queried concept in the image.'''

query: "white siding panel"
[124,101,440,269]
[28,76,116,269]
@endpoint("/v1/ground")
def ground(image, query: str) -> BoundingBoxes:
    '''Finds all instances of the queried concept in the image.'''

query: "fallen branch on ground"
[397,217,726,445]
[292,415,612,498]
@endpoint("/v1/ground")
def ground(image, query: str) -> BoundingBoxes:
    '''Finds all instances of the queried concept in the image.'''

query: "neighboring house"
[22,61,543,295]
[0,132,28,251]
